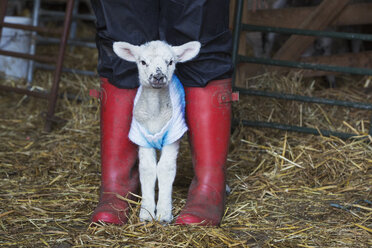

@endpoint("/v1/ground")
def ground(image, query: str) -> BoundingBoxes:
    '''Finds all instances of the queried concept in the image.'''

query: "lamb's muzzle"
[150,71,166,88]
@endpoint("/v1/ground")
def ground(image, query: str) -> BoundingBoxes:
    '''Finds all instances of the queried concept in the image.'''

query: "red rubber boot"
[91,78,139,225]
[175,79,232,226]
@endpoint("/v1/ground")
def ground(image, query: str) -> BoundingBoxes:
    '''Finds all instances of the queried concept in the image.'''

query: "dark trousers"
[91,0,233,88]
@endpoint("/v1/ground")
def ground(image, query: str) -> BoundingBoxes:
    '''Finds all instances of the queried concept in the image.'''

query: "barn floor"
[0,46,371,247]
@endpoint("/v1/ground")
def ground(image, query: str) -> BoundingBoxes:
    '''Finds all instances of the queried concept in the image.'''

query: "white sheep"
[113,40,201,223]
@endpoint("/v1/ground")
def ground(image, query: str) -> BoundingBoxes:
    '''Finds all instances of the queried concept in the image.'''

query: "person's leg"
[159,0,233,87]
[160,0,234,225]
[91,0,160,89]
[177,78,232,226]
[90,0,159,225]
[91,78,138,225]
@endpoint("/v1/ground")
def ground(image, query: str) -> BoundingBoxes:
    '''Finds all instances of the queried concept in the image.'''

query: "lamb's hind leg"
[139,147,157,222]
[156,141,179,223]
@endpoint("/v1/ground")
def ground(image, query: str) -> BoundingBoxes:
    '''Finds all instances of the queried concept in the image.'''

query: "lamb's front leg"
[156,141,179,223]
[139,146,157,222]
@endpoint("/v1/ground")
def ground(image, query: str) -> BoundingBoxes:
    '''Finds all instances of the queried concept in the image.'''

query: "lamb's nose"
[153,73,165,82]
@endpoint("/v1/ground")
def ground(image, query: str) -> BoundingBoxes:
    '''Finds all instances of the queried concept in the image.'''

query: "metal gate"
[232,0,372,139]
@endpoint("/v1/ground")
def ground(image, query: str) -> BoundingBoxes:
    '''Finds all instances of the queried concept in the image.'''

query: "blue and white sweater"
[128,75,187,150]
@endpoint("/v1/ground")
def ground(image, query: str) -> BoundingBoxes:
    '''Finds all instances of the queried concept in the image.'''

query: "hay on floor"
[0,24,371,247]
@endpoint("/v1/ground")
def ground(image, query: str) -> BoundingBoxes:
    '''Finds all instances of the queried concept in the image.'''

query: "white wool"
[113,40,200,223]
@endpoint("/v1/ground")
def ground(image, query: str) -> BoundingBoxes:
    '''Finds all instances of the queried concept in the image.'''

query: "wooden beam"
[273,0,350,61]
[242,3,372,28]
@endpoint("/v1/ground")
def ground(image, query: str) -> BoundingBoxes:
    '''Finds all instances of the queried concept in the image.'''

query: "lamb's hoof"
[139,209,155,222]
[156,210,173,223]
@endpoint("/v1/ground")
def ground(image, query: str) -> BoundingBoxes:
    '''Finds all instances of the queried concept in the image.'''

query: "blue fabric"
[128,75,188,150]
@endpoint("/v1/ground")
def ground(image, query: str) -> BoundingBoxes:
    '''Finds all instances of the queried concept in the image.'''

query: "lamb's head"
[113,40,201,88]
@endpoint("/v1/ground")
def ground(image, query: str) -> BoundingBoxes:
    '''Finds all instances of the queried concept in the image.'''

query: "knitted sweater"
[128,75,187,149]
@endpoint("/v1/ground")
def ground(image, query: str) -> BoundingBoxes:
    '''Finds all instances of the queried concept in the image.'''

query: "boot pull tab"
[218,91,239,104]
[232,92,239,102]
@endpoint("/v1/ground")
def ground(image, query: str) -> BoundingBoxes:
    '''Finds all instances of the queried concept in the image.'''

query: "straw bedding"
[0,33,371,248]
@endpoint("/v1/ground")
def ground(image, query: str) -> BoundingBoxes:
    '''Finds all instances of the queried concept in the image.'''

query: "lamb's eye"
[168,60,173,66]
[141,60,147,66]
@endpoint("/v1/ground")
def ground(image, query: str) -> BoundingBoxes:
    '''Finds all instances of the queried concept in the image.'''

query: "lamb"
[113,40,201,223]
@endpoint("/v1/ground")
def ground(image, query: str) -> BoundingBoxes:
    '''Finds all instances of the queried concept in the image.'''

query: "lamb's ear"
[172,41,201,63]
[113,41,139,62]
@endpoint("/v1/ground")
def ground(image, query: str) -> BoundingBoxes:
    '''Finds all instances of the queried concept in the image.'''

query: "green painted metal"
[231,0,372,139]
[232,0,244,87]
[240,120,369,140]
[242,24,372,41]
[236,87,372,110]
[238,55,372,75]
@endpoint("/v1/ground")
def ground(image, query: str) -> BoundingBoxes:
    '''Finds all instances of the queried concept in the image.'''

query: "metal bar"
[0,49,56,63]
[240,120,364,140]
[232,0,244,89]
[44,0,75,132]
[231,2,372,139]
[35,62,96,76]
[0,0,8,41]
[37,36,96,48]
[232,0,244,66]
[39,9,96,21]
[238,55,372,76]
[0,22,62,35]
[0,85,48,99]
[27,0,41,85]
[242,3,372,28]
[69,0,79,40]
[236,87,372,110]
[0,84,87,103]
[242,24,372,41]
[68,0,78,44]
